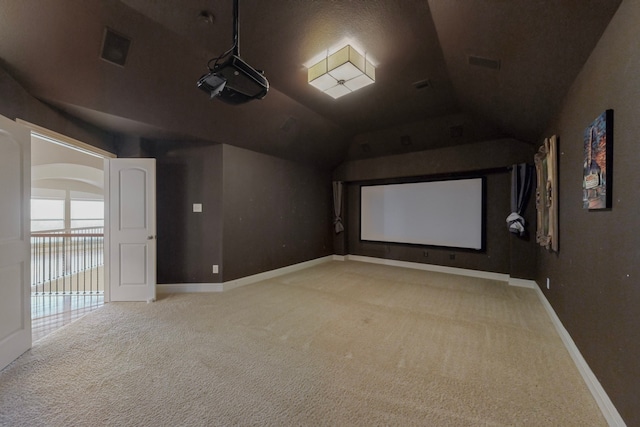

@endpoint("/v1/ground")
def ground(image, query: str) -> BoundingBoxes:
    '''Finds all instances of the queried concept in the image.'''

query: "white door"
[0,115,31,370]
[105,158,156,302]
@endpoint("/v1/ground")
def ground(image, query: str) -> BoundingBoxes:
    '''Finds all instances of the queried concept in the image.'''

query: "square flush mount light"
[308,45,375,99]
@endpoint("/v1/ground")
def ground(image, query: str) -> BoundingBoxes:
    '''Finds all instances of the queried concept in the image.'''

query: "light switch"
[193,203,203,213]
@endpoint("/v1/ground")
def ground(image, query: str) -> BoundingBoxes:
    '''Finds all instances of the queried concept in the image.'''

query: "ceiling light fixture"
[307,45,375,99]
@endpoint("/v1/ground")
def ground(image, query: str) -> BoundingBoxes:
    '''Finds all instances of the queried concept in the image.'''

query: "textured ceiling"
[0,0,622,167]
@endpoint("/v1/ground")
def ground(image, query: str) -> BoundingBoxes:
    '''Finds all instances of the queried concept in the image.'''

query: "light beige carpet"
[0,261,605,426]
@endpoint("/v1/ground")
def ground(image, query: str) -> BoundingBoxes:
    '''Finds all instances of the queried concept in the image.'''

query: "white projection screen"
[360,178,485,250]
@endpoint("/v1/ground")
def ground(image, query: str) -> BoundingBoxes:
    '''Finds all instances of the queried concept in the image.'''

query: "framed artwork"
[535,135,558,251]
[583,110,613,210]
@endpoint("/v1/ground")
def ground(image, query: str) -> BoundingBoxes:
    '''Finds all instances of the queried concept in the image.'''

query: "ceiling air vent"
[101,28,131,67]
[468,55,500,70]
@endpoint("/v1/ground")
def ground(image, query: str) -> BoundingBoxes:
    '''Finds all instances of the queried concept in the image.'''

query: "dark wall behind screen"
[347,174,509,274]
[335,138,536,278]
[537,0,640,423]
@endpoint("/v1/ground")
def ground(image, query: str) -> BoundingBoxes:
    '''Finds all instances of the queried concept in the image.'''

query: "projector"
[197,55,269,105]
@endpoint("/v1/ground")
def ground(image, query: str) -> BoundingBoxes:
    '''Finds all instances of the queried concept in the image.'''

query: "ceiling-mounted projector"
[197,0,268,104]
[198,56,268,104]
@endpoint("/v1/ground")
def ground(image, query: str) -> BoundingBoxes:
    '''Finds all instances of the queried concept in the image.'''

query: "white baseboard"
[222,255,334,291]
[534,284,626,427]
[157,283,223,293]
[344,254,510,282]
[342,255,540,290]
[508,278,537,289]
[159,254,510,294]
[157,255,335,294]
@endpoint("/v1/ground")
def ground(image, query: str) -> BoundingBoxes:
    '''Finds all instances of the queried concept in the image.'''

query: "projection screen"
[360,178,484,250]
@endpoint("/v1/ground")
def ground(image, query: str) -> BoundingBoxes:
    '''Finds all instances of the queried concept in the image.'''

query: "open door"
[105,158,156,302]
[0,115,31,370]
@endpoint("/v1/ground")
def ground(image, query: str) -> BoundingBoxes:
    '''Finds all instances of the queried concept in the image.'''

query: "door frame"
[17,120,157,303]
[0,115,31,371]
[18,119,116,301]
[17,120,115,159]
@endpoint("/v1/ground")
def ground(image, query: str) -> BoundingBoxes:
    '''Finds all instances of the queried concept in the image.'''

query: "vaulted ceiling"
[0,0,622,167]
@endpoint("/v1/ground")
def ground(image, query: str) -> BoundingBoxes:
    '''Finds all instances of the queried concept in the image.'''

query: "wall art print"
[583,109,613,210]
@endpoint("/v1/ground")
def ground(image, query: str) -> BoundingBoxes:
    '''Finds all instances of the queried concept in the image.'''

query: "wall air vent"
[412,79,432,90]
[101,28,131,67]
[468,55,500,70]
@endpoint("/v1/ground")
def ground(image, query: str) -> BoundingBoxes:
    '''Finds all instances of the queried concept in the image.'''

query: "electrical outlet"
[546,278,550,289]
[212,265,219,274]
[423,250,428,257]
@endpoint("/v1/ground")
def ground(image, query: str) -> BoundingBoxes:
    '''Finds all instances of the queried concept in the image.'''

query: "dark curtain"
[332,181,344,234]
[507,163,534,236]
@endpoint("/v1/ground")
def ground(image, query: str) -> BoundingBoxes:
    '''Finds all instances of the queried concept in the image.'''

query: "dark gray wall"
[334,139,536,278]
[222,145,333,281]
[156,143,333,284]
[537,0,640,423]
[155,143,223,284]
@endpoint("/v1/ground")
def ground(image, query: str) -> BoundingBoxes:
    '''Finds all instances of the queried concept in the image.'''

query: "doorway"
[29,128,112,341]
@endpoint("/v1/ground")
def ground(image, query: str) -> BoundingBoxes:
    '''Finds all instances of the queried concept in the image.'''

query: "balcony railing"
[31,227,104,295]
